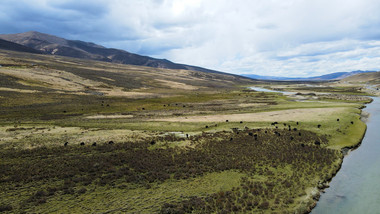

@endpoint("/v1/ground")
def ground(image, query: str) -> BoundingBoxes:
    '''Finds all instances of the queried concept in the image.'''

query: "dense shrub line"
[160,177,298,213]
[0,128,339,212]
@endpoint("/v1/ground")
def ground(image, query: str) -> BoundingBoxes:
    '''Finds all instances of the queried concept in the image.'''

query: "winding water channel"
[312,97,380,213]
[249,86,295,95]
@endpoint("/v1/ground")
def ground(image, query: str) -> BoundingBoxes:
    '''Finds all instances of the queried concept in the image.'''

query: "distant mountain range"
[243,70,377,81]
[0,31,229,75]
[0,31,377,82]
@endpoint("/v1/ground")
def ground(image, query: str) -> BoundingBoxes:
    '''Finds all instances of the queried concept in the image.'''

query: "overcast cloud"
[1,0,380,77]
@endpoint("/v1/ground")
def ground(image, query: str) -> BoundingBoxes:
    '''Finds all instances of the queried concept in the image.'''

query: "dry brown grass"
[0,67,159,98]
[85,114,134,119]
[237,103,267,107]
[0,125,152,149]
[0,87,38,93]
[152,107,348,123]
[155,79,201,90]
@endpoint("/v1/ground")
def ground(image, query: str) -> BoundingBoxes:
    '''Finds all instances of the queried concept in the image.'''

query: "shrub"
[0,204,13,212]
[258,201,270,209]
[77,187,87,195]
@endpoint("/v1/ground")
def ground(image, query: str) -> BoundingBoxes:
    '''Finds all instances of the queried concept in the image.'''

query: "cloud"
[48,0,108,17]
[1,0,380,77]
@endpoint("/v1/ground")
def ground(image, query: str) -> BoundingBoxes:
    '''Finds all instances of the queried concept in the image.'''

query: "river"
[250,86,380,212]
[249,87,295,95]
[312,97,380,213]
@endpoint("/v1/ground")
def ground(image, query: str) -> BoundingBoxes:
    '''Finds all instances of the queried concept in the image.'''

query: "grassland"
[0,49,374,213]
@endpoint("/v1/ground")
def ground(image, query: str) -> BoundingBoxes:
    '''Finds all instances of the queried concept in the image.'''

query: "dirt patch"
[152,107,348,122]
[85,114,134,119]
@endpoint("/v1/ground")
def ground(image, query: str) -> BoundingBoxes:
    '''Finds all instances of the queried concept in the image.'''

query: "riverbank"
[312,96,380,213]
[306,97,374,213]
[245,87,373,213]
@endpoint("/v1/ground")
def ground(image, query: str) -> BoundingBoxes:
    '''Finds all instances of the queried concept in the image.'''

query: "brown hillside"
[0,49,258,98]
[341,71,380,86]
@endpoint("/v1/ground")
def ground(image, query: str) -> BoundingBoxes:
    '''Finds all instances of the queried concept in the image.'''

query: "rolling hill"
[340,71,380,86]
[0,49,257,98]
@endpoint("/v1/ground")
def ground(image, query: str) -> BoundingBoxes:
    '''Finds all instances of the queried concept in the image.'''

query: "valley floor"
[0,50,375,213]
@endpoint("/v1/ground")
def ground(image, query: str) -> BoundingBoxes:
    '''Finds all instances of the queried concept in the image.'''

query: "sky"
[1,0,380,77]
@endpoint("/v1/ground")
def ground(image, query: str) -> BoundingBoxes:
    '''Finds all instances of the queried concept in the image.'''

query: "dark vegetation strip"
[287,86,368,95]
[0,90,278,120]
[0,128,340,212]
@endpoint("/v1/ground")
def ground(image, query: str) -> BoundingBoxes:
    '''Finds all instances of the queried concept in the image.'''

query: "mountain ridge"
[0,38,42,54]
[1,31,377,82]
[243,70,377,81]
[0,31,240,77]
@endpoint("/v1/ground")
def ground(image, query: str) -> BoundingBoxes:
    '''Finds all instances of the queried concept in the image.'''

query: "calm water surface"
[312,97,380,214]
[249,87,295,95]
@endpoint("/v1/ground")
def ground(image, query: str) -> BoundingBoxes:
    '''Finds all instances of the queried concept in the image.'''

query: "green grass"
[327,118,366,149]
[0,99,365,150]
[0,90,278,120]
[289,107,366,149]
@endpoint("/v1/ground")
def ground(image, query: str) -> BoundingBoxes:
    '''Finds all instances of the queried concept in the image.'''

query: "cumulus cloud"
[1,0,380,76]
